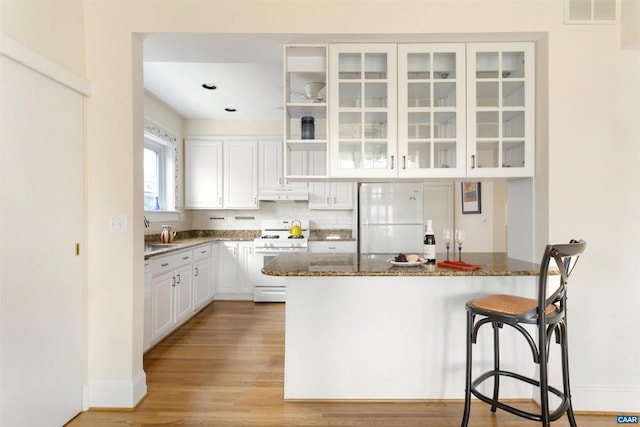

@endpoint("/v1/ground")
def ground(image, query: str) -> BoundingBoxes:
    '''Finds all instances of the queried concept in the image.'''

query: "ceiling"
[143,33,291,120]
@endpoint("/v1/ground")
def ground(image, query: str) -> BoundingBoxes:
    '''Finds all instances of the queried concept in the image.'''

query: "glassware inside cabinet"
[338,141,361,169]
[406,141,431,169]
[364,141,389,169]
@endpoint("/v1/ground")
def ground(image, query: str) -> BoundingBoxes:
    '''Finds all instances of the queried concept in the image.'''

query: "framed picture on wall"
[461,182,481,214]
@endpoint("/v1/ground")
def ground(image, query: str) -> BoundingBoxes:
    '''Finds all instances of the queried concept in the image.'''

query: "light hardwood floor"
[67,301,611,426]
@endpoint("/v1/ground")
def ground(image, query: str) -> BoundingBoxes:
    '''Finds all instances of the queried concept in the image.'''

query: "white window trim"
[143,118,179,217]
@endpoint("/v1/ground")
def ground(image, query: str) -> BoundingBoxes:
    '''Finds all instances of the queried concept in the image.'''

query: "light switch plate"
[109,215,127,233]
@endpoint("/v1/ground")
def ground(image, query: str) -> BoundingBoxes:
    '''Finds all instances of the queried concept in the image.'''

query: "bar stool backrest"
[526,239,587,324]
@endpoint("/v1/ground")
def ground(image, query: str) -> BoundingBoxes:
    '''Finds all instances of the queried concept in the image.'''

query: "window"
[144,133,176,211]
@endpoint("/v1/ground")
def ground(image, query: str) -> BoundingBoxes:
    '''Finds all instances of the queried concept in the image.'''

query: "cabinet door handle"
[471,154,476,169]
[326,197,330,204]
[194,267,198,277]
[172,277,176,287]
[219,197,223,205]
[183,256,189,260]
[403,155,406,170]
[161,263,169,267]
[176,274,181,284]
[390,155,395,169]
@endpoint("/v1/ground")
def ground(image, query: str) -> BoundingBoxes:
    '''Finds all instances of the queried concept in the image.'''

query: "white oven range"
[253,219,309,302]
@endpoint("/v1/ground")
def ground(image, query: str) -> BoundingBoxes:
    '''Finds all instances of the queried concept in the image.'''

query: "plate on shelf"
[387,258,427,267]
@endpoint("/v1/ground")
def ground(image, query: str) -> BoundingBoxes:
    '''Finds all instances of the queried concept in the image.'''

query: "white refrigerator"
[358,183,424,254]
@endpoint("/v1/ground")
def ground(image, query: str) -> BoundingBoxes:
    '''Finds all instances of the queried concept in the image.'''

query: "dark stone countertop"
[262,252,544,277]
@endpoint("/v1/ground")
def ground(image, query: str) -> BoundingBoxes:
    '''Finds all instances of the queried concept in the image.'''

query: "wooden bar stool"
[461,240,586,427]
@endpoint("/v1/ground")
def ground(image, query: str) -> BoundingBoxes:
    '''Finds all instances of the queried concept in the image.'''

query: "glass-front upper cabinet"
[284,45,328,179]
[329,44,398,178]
[466,42,535,177]
[397,44,466,178]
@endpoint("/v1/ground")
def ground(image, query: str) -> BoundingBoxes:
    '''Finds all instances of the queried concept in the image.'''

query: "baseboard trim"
[85,370,147,409]
[573,384,640,413]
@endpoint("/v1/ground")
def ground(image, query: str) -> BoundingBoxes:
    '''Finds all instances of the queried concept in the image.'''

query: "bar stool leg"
[539,322,551,426]
[559,322,577,427]
[491,322,502,412]
[461,311,474,427]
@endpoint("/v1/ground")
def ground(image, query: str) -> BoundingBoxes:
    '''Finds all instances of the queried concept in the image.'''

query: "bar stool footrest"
[470,369,571,422]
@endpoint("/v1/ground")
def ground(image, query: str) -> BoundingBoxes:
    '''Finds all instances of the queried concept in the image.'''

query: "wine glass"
[443,228,452,261]
[455,229,465,262]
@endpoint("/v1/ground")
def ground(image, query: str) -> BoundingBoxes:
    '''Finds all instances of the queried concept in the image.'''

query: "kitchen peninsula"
[263,252,545,400]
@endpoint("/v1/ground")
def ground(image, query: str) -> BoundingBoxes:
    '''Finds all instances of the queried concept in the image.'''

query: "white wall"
[2,0,639,414]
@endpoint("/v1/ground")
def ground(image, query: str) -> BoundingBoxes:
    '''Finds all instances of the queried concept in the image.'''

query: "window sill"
[144,210,181,222]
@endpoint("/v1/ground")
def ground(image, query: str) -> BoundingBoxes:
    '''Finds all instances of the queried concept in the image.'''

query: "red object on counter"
[437,260,482,270]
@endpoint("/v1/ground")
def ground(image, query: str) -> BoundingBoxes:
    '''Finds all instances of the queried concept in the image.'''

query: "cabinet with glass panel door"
[466,42,535,177]
[329,44,398,178]
[397,44,466,178]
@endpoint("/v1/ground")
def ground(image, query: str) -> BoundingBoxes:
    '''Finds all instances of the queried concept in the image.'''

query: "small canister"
[301,116,315,140]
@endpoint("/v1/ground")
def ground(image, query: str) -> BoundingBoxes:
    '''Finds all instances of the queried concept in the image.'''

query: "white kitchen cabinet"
[397,43,466,178]
[307,150,354,209]
[185,138,223,208]
[258,139,308,201]
[185,138,259,209]
[192,244,213,311]
[224,139,259,208]
[149,249,194,345]
[466,42,535,177]
[308,241,356,253]
[283,45,329,179]
[329,43,398,179]
[323,42,534,180]
[309,182,355,209]
[216,241,254,300]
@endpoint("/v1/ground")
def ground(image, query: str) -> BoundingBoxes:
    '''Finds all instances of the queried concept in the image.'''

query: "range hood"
[258,188,308,202]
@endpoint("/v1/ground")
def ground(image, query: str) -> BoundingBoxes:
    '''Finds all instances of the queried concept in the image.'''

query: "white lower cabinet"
[149,250,194,345]
[146,243,217,351]
[192,244,213,311]
[216,241,254,300]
